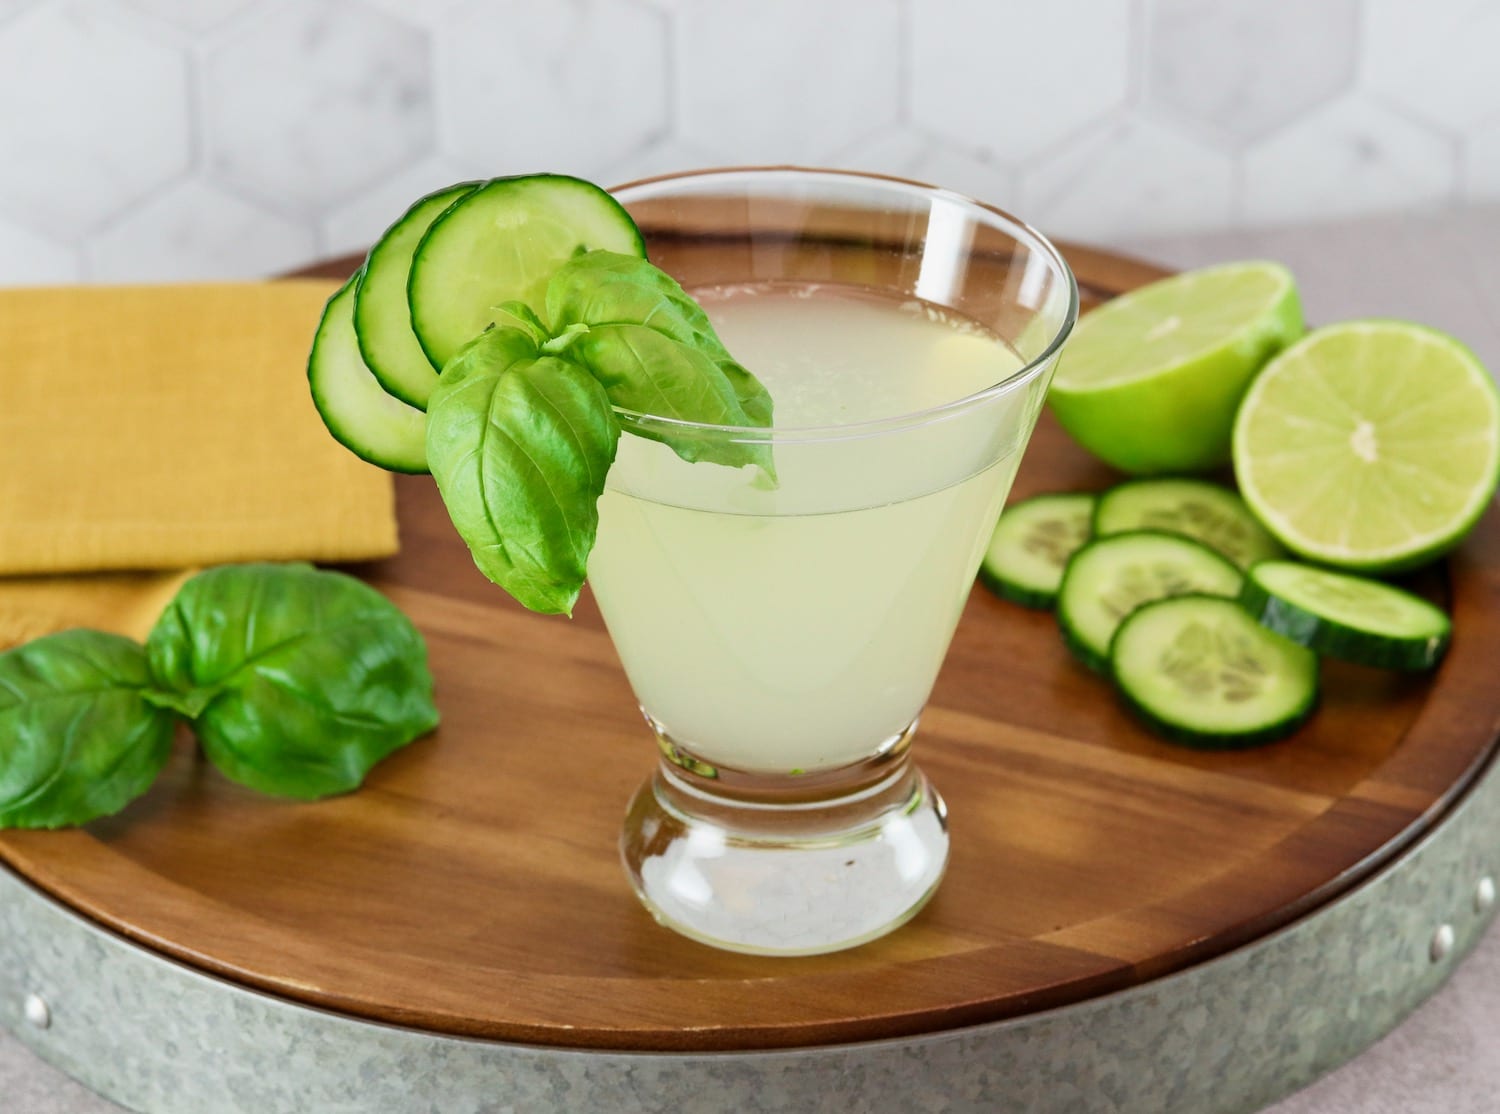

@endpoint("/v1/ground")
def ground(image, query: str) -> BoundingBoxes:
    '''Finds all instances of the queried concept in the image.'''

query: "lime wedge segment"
[1232,320,1500,573]
[1049,261,1302,474]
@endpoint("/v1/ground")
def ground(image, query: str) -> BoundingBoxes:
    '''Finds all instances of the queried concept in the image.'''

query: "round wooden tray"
[2,246,1497,1055]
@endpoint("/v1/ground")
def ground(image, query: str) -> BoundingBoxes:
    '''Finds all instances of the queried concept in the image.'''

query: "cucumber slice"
[1095,477,1285,569]
[354,180,478,409]
[308,275,428,474]
[979,491,1097,608]
[409,174,646,370]
[1058,530,1243,671]
[1111,594,1318,749]
[1240,560,1451,670]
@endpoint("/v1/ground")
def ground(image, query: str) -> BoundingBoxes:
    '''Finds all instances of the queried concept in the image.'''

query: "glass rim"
[607,165,1080,443]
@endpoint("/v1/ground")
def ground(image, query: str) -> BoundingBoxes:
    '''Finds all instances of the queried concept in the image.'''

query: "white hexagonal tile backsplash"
[0,0,1494,283]
[0,3,189,239]
[437,0,669,177]
[676,0,902,165]
[200,0,432,212]
[1363,0,1500,133]
[86,180,318,281]
[1144,0,1358,145]
[1241,97,1456,226]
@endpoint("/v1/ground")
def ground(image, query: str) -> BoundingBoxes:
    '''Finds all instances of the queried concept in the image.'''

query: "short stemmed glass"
[590,168,1077,955]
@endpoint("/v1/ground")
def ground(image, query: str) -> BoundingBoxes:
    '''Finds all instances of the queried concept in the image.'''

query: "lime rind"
[1233,320,1500,572]
[1051,261,1297,392]
[1048,260,1303,474]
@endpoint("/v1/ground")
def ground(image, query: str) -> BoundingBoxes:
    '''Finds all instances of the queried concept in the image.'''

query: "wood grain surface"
[2,245,1497,1053]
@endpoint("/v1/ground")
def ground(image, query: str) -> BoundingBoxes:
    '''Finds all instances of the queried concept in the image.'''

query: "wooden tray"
[3,246,1497,1054]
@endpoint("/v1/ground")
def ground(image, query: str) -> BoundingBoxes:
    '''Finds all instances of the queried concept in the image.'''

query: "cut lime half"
[1049,261,1302,474]
[1233,320,1500,573]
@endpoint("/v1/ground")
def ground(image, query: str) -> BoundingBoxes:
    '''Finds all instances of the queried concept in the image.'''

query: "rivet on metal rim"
[1430,924,1456,963]
[23,993,50,1030]
[1476,876,1496,913]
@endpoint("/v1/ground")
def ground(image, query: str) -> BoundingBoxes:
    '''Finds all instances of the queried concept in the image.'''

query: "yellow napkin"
[0,280,397,575]
[0,569,194,651]
[0,280,399,647]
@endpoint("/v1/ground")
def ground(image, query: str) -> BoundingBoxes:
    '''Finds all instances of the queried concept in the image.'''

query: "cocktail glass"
[593,168,1077,955]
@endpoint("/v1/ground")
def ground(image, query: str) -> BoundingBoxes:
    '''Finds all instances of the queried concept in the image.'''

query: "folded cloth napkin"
[0,280,398,646]
[0,569,193,651]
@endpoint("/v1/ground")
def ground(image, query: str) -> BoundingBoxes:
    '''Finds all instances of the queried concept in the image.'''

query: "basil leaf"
[546,251,775,471]
[547,250,728,352]
[566,324,771,475]
[426,327,621,615]
[145,563,439,800]
[0,630,176,829]
[491,300,549,347]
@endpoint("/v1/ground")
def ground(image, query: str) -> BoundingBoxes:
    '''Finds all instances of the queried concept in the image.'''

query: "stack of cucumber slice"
[980,476,1451,750]
[308,175,646,474]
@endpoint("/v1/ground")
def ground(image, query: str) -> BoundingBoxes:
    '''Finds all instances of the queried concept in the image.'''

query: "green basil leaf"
[491,301,549,347]
[546,250,776,468]
[547,250,728,352]
[426,327,621,615]
[0,630,176,829]
[571,324,774,475]
[145,563,439,800]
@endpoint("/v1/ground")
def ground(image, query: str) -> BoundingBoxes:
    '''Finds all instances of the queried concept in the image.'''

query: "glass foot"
[619,751,948,956]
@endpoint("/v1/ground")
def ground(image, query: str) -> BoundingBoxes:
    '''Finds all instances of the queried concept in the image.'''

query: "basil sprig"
[0,563,439,829]
[426,250,775,616]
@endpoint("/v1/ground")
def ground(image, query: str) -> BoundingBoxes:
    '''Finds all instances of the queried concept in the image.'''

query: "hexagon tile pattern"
[0,219,78,283]
[1145,0,1358,145]
[0,0,1494,285]
[831,128,1017,212]
[1242,97,1455,226]
[1364,0,1500,133]
[122,0,257,32]
[86,181,318,281]
[911,0,1130,164]
[0,4,189,238]
[1021,118,1234,243]
[676,0,901,165]
[437,0,668,177]
[320,155,485,258]
[202,0,432,213]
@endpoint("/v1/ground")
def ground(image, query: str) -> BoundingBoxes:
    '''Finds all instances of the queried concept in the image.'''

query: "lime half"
[1233,320,1500,573]
[1049,261,1302,474]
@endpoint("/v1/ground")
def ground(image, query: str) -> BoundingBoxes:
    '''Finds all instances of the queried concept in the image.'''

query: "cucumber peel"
[308,275,428,474]
[1239,561,1450,671]
[980,491,1097,609]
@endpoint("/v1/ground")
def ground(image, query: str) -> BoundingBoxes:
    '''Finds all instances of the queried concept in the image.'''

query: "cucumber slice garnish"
[1111,594,1318,749]
[409,174,646,370]
[308,275,428,474]
[980,491,1097,609]
[1094,477,1285,569]
[354,180,478,409]
[1240,560,1451,671]
[1057,530,1243,671]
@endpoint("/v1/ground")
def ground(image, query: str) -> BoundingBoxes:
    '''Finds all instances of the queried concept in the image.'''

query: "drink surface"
[588,283,1039,773]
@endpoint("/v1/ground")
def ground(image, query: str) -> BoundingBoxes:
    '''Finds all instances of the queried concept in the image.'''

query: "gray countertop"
[4,206,1499,1113]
